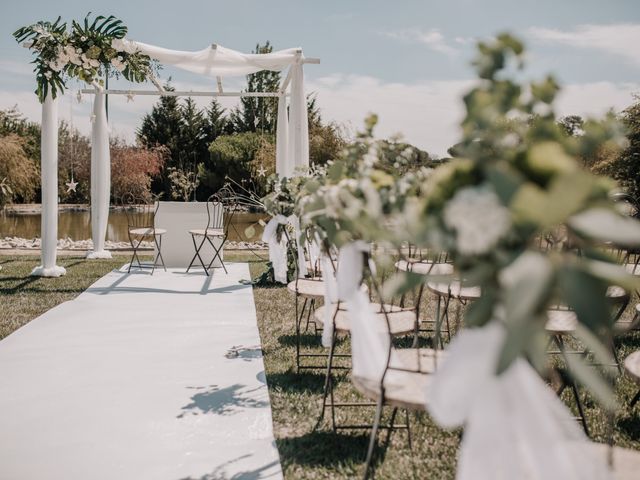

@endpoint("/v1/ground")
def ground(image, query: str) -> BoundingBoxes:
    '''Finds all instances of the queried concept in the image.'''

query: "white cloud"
[308,75,639,156]
[555,81,639,117]
[382,28,459,56]
[528,23,640,67]
[308,74,473,155]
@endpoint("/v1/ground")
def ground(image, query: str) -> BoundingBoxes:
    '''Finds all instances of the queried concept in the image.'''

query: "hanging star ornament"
[65,178,78,193]
[126,91,135,103]
[257,164,267,177]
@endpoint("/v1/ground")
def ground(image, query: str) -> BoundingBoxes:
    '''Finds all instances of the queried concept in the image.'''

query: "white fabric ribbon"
[335,242,391,383]
[261,214,308,284]
[321,253,339,347]
[427,321,612,480]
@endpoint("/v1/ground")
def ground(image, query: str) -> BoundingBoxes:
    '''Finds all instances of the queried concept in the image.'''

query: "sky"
[1,0,639,156]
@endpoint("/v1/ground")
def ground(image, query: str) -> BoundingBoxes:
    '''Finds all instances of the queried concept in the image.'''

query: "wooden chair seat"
[545,309,578,334]
[352,348,445,410]
[624,351,640,385]
[129,227,166,236]
[625,263,640,276]
[313,304,415,335]
[287,278,325,298]
[395,260,454,275]
[607,285,628,299]
[353,373,429,411]
[189,228,224,237]
[427,279,481,300]
[287,278,368,298]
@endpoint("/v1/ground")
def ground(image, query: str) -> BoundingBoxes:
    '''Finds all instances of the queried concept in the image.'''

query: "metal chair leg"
[363,394,385,480]
[556,336,590,437]
[154,234,167,272]
[316,327,337,431]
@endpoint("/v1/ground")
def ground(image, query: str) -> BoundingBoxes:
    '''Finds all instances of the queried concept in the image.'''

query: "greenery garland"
[14,14,157,102]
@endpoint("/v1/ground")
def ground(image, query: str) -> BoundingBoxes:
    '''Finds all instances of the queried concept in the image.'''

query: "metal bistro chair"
[186,192,237,276]
[285,231,330,372]
[352,252,445,479]
[121,193,167,274]
[314,245,424,432]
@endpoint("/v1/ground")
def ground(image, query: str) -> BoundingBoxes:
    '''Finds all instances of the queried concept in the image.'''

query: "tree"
[558,115,584,137]
[199,132,265,196]
[137,82,183,196]
[305,93,347,167]
[110,139,166,201]
[0,107,40,161]
[0,134,39,206]
[230,42,281,134]
[205,99,230,141]
[604,97,640,199]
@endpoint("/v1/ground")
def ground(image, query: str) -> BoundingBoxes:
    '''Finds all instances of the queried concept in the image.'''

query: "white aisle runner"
[0,263,282,480]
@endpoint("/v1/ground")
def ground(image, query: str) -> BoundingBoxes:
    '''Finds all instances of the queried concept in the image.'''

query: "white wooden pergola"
[33,41,319,277]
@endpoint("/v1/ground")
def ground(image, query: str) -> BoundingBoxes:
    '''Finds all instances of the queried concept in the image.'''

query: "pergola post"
[31,94,66,277]
[287,53,309,176]
[86,89,112,259]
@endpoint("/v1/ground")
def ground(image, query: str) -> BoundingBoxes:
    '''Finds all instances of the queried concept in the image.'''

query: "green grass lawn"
[1,253,639,479]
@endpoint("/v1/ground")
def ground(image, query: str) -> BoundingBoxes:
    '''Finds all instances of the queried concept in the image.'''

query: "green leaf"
[558,265,610,331]
[464,287,496,327]
[569,208,640,248]
[564,353,616,411]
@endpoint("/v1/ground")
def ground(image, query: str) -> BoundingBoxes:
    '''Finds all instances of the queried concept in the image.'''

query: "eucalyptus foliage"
[267,33,640,408]
[14,14,156,102]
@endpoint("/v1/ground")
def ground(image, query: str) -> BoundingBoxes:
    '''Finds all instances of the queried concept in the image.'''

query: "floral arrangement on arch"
[14,14,156,102]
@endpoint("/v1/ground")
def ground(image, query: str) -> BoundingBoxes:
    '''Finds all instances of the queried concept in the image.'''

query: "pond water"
[0,209,266,243]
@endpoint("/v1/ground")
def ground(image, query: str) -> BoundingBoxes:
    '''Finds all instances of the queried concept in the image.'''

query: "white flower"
[69,53,82,66]
[48,60,64,72]
[443,185,511,255]
[44,71,52,79]
[123,40,138,54]
[110,57,125,72]
[80,36,87,41]
[111,38,124,51]
[89,59,100,68]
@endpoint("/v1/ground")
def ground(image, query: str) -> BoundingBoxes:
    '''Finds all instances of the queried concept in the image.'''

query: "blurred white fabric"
[426,321,612,480]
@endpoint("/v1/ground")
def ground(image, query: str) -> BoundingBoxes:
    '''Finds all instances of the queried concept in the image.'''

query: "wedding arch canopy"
[26,35,318,276]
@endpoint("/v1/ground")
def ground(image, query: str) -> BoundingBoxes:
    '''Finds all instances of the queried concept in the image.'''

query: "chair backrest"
[205,189,238,237]
[120,193,157,230]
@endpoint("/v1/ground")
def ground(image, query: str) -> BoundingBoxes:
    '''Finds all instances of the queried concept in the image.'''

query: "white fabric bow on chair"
[426,321,612,480]
[261,214,308,284]
[335,242,393,383]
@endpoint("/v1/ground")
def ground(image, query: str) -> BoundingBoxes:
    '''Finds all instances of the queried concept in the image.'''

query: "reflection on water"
[0,210,266,243]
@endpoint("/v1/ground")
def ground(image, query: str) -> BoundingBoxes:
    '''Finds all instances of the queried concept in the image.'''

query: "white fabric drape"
[321,253,339,347]
[276,94,290,176]
[427,321,612,480]
[336,242,393,383]
[287,63,310,174]
[130,41,302,77]
[31,95,66,277]
[87,91,112,259]
[261,215,307,284]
